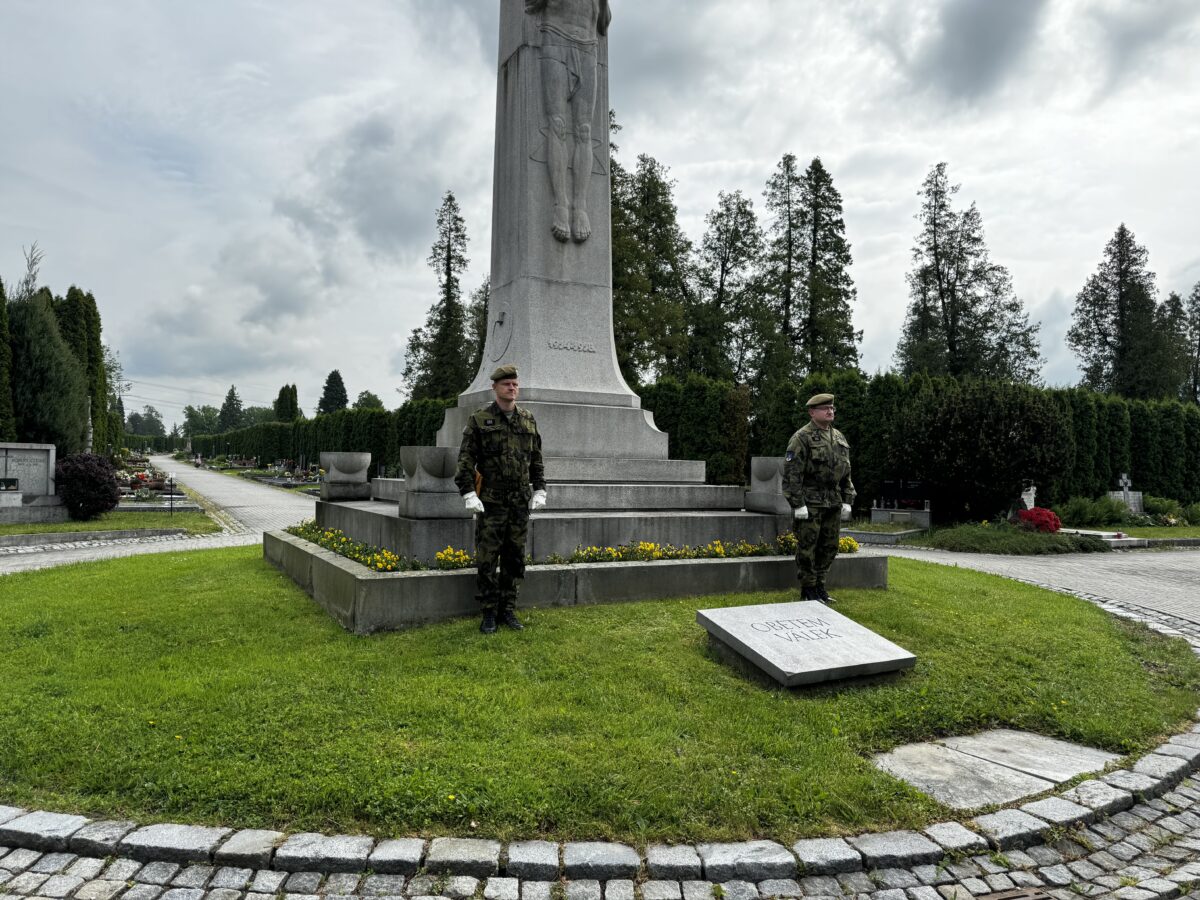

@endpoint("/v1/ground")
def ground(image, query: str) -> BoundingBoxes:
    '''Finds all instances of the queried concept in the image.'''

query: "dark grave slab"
[696,601,915,687]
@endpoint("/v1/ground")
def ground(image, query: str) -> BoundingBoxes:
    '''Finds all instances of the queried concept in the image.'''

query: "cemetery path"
[874,545,1200,634]
[0,456,313,576]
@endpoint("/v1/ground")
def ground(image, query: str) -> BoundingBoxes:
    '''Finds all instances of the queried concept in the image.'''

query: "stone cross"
[1119,472,1132,507]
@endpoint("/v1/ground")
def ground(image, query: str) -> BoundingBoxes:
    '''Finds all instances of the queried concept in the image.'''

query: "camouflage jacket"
[782,422,856,509]
[454,402,547,505]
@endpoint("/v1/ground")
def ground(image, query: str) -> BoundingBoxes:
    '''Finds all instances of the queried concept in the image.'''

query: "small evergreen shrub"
[1144,495,1184,519]
[55,453,120,520]
[1185,503,1200,526]
[1054,495,1129,527]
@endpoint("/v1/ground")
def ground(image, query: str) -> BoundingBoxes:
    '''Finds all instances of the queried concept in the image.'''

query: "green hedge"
[640,375,750,485]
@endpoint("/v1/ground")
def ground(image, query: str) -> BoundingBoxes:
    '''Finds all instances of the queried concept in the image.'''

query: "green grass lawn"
[0,510,220,536]
[0,549,1196,841]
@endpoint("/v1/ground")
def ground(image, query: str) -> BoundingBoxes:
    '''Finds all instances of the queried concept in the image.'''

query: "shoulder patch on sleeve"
[785,450,795,462]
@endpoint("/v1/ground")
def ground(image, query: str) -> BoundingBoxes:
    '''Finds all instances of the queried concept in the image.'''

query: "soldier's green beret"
[806,393,835,408]
[490,365,519,382]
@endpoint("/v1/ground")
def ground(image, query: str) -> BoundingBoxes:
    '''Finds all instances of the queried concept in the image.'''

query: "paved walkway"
[0,457,313,576]
[870,545,1200,634]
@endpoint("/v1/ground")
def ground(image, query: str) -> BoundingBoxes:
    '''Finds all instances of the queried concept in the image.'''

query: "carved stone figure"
[525,0,612,243]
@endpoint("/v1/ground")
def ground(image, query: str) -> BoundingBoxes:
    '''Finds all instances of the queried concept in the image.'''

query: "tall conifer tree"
[0,277,15,441]
[317,370,349,414]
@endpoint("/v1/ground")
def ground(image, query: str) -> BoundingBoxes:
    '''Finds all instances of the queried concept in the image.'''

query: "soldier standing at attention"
[782,393,855,604]
[455,365,548,633]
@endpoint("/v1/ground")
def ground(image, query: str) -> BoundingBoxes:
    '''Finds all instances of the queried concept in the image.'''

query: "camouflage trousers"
[794,505,842,588]
[475,502,530,614]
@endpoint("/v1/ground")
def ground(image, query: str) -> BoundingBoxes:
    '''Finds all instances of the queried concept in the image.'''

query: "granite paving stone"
[907,887,941,900]
[1154,745,1200,765]
[982,873,1015,891]
[605,880,635,900]
[4,870,49,894]
[647,846,702,880]
[1106,772,1161,797]
[870,889,907,900]
[158,889,204,900]
[1094,822,1131,842]
[945,861,982,880]
[206,889,244,900]
[64,859,104,881]
[0,813,90,852]
[1022,797,1098,827]
[848,833,941,868]
[369,840,425,877]
[1113,889,1156,900]
[102,858,142,882]
[426,839,501,877]
[1005,849,1039,869]
[1039,865,1075,887]
[213,830,284,869]
[717,880,759,900]
[792,838,862,874]
[170,865,213,888]
[74,880,125,900]
[757,878,801,897]
[322,872,361,894]
[910,866,945,886]
[520,881,553,900]
[274,834,373,873]
[30,855,76,875]
[922,824,986,855]
[562,843,639,880]
[70,822,138,858]
[121,884,164,900]
[121,826,232,864]
[874,869,920,889]
[971,855,1008,875]
[936,888,972,900]
[642,880,683,900]
[361,874,408,896]
[1131,804,1165,822]
[0,869,12,888]
[483,876,519,900]
[1088,851,1123,871]
[248,870,286,894]
[208,867,251,890]
[443,874,480,898]
[1137,877,1182,897]
[958,876,989,895]
[800,875,841,895]
[972,810,1050,849]
[697,843,795,882]
[504,842,558,881]
[37,874,83,898]
[283,872,322,893]
[1135,756,1190,786]
[135,863,181,885]
[403,874,437,895]
[1111,843,1144,862]
[564,879,601,900]
[0,809,28,827]
[2,850,42,873]
[839,872,878,893]
[1010,872,1046,887]
[681,882,714,900]
[282,893,321,900]
[1068,860,1106,880]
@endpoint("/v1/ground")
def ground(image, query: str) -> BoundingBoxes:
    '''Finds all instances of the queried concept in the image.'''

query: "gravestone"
[697,601,915,687]
[0,443,66,523]
[1108,473,1143,514]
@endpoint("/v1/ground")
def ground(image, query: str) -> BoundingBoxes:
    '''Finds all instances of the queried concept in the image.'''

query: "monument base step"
[265,529,887,634]
[371,479,744,513]
[317,499,792,565]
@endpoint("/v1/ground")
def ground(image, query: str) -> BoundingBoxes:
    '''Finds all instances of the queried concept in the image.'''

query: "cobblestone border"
[3,721,1200,893]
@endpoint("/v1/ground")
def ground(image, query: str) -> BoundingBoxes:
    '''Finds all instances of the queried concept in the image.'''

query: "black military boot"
[480,610,498,634]
[500,608,524,630]
[816,585,837,605]
[800,585,819,602]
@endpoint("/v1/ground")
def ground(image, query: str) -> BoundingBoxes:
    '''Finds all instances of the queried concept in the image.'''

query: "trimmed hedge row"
[182,376,1199,521]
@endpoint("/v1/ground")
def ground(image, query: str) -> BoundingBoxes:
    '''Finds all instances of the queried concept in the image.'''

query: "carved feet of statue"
[571,206,591,243]
[552,205,571,243]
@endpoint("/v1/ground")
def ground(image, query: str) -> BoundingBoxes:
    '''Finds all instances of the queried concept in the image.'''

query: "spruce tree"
[217,385,244,432]
[318,370,349,415]
[796,158,861,374]
[1067,224,1171,399]
[403,191,472,400]
[8,288,89,452]
[895,162,1042,383]
[762,153,804,353]
[1185,281,1200,405]
[0,277,16,441]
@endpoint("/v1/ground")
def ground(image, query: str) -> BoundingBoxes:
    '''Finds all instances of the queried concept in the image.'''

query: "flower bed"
[287,521,860,574]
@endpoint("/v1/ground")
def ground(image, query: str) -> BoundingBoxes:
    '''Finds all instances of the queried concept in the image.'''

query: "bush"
[1185,503,1200,526]
[1016,507,1061,533]
[1054,495,1129,527]
[1144,495,1184,519]
[55,453,120,520]
[912,522,1110,555]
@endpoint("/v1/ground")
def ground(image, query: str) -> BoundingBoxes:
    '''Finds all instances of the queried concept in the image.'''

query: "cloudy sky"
[3,0,1198,428]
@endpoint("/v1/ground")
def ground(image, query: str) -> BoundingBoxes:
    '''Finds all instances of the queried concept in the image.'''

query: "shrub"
[55,453,120,520]
[1054,495,1129,527]
[913,522,1110,555]
[1185,503,1200,526]
[1144,495,1184,519]
[1016,507,1061,533]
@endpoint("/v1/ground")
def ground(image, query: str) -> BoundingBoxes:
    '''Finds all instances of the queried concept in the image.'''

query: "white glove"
[841,503,852,521]
[463,491,485,514]
[793,505,809,521]
[530,489,547,511]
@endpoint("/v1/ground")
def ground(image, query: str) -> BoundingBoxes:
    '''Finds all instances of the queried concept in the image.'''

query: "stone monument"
[0,443,68,524]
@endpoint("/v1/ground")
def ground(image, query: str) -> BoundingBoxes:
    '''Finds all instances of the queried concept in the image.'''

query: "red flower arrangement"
[1017,506,1061,534]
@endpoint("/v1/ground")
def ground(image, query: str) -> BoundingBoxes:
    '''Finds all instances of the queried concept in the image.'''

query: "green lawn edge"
[0,509,220,536]
[0,547,1196,842]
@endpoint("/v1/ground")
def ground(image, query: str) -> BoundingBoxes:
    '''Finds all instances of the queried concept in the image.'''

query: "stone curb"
[2,723,1199,881]
[0,528,188,548]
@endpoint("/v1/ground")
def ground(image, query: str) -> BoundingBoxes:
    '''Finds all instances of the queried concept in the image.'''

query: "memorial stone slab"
[696,601,914,686]
[0,444,55,496]
[937,730,1119,782]
[875,742,1055,810]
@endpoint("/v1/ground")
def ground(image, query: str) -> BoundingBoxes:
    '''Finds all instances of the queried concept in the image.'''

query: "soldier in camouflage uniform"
[455,365,547,633]
[782,393,855,604]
